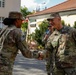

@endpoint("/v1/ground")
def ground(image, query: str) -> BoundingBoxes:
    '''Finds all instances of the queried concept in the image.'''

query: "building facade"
[0,0,21,28]
[27,0,76,34]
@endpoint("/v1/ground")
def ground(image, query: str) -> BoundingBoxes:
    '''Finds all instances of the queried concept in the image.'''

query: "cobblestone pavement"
[13,52,47,75]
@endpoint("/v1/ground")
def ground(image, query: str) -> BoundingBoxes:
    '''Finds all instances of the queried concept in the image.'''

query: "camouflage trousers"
[46,62,53,75]
[45,51,53,75]
[52,66,76,75]
[45,61,53,73]
[0,64,12,75]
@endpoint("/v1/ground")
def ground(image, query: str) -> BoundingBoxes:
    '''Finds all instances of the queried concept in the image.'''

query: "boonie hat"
[47,12,60,21]
[8,11,25,20]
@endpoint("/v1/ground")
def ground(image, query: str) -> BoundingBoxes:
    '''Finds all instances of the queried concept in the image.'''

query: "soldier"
[0,11,39,75]
[46,12,76,75]
[42,24,54,75]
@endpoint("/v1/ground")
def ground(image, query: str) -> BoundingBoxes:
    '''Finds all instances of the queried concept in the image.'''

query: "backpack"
[0,26,15,52]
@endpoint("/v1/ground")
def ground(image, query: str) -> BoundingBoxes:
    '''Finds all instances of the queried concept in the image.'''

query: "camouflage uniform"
[0,26,34,75]
[46,26,76,75]
[45,50,53,75]
[42,30,53,75]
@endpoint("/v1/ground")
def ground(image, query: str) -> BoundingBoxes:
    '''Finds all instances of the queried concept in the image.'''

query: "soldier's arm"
[17,39,39,58]
[45,36,54,52]
[15,30,39,58]
[38,36,54,60]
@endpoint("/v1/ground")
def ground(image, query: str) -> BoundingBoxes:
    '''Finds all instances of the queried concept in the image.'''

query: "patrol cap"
[47,12,60,21]
[8,11,25,20]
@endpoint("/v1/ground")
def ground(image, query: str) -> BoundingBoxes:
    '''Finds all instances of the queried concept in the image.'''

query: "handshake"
[32,50,46,60]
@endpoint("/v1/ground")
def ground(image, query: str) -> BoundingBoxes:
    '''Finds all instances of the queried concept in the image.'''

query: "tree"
[21,22,28,32]
[21,6,32,18]
[34,20,49,45]
[21,6,32,39]
[61,20,65,25]
[68,23,70,27]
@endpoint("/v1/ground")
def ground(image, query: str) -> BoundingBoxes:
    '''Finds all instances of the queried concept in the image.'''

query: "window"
[0,17,4,28]
[30,19,36,23]
[0,0,5,7]
[30,24,36,27]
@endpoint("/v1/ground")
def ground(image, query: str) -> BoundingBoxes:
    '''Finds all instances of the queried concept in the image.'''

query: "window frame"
[0,0,5,7]
[0,17,4,28]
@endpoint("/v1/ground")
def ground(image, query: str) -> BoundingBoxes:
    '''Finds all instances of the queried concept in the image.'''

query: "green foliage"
[34,20,49,45]
[31,33,35,40]
[21,22,28,32]
[22,22,28,29]
[68,24,70,27]
[39,20,49,34]
[34,28,42,45]
[61,20,65,25]
[27,35,31,40]
[21,6,32,32]
[73,21,76,28]
[21,7,32,17]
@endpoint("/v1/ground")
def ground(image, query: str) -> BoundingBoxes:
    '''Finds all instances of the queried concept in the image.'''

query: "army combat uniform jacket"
[0,26,37,75]
[46,26,76,68]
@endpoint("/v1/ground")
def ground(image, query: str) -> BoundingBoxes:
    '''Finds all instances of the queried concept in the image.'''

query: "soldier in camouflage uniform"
[42,24,53,75]
[0,11,39,75]
[46,12,76,75]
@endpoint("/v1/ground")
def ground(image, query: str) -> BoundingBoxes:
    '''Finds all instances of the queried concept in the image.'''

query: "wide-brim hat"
[47,12,60,21]
[8,11,25,20]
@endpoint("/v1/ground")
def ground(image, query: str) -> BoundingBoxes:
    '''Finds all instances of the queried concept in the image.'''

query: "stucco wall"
[0,0,21,17]
[61,15,76,27]
[28,14,76,34]
[0,0,21,28]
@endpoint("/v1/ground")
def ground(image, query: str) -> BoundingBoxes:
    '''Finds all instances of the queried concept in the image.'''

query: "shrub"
[73,21,76,28]
[61,20,65,25]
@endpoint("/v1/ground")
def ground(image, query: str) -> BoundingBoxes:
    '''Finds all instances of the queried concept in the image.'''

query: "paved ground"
[13,52,47,75]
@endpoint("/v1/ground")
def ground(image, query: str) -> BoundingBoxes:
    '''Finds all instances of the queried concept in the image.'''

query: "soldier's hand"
[38,52,44,60]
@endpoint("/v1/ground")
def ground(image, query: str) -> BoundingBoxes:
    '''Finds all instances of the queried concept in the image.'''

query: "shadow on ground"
[13,52,47,75]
